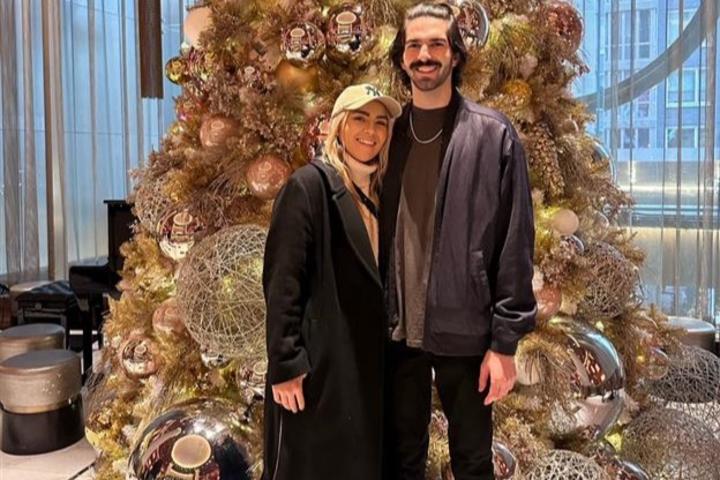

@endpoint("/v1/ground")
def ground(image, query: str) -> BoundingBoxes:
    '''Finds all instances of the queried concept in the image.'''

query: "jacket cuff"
[268,351,311,385]
[490,337,520,356]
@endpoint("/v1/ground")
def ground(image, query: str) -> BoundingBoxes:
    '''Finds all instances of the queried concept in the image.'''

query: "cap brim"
[339,96,403,120]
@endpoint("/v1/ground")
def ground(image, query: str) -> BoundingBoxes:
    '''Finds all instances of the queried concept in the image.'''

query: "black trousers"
[384,341,494,480]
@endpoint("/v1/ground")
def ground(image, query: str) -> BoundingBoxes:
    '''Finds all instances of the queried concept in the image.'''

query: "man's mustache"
[410,60,442,70]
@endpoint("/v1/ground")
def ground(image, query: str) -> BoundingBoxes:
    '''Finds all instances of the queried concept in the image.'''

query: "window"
[665,127,698,148]
[667,68,706,107]
[607,128,652,149]
[604,9,654,62]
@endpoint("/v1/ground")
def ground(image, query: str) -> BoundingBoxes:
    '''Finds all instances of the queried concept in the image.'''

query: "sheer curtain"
[574,0,720,326]
[0,0,186,282]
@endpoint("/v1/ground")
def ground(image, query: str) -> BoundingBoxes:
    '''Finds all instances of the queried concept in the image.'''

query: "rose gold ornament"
[535,284,562,321]
[281,22,326,67]
[542,1,584,57]
[152,297,186,337]
[157,209,205,261]
[325,3,375,63]
[443,0,490,49]
[551,208,580,235]
[183,6,212,47]
[119,333,161,379]
[199,115,238,148]
[275,60,318,92]
[246,155,292,200]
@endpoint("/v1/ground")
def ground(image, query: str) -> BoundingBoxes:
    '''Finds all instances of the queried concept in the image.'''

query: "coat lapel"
[311,160,382,288]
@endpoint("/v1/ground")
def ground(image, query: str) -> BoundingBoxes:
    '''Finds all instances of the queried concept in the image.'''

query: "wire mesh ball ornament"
[526,450,609,480]
[281,21,326,67]
[128,398,253,480]
[547,317,625,441]
[577,242,642,319]
[443,0,490,49]
[134,175,174,234]
[176,225,267,360]
[157,209,206,261]
[325,3,375,63]
[621,407,720,480]
[648,345,720,437]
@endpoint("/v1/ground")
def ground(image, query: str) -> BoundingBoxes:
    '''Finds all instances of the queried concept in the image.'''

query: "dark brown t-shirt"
[392,105,447,348]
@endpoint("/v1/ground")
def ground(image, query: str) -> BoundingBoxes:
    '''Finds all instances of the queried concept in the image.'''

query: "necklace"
[409,112,443,144]
[352,182,378,219]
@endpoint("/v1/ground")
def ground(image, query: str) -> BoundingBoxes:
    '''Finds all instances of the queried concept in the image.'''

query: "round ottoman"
[0,349,84,454]
[667,316,717,352]
[0,323,65,362]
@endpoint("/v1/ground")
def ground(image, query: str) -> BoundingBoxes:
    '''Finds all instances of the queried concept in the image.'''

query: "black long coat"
[261,159,386,480]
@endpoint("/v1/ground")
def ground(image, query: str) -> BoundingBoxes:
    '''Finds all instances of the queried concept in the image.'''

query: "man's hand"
[478,351,517,405]
[272,373,307,413]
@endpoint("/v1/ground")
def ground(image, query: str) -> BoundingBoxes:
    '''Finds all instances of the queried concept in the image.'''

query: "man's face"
[401,16,457,92]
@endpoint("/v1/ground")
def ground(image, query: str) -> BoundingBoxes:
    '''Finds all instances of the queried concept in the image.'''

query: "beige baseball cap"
[331,83,403,120]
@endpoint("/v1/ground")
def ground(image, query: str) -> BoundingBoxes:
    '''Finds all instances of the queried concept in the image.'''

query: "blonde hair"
[321,105,394,203]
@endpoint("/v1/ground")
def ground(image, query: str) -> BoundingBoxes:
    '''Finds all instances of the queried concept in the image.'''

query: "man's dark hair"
[389,2,468,88]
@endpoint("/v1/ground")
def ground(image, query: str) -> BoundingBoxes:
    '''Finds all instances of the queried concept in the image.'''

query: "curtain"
[0,0,186,282]
[574,0,720,326]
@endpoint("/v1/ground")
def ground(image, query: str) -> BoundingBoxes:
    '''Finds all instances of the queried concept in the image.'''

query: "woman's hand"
[272,373,307,413]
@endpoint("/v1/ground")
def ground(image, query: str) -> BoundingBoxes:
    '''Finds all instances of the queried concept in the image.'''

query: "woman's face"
[340,101,390,164]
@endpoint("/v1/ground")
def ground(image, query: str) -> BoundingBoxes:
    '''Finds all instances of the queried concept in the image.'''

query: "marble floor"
[0,438,96,480]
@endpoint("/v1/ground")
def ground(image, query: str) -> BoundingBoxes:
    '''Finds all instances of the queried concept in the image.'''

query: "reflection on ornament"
[443,0,490,49]
[542,1,584,57]
[184,6,212,47]
[157,209,205,261]
[642,346,670,381]
[590,137,617,181]
[492,441,518,479]
[246,154,292,200]
[325,3,375,63]
[560,234,585,255]
[607,458,650,480]
[548,317,625,440]
[199,115,238,148]
[275,60,318,92]
[282,22,326,67]
[165,57,187,85]
[129,398,252,480]
[535,284,562,321]
[551,208,579,235]
[119,333,161,380]
[201,349,231,369]
[152,298,186,337]
[238,64,268,91]
[515,350,543,385]
[302,112,331,159]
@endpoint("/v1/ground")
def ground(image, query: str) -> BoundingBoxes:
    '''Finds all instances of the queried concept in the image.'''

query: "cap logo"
[365,85,381,97]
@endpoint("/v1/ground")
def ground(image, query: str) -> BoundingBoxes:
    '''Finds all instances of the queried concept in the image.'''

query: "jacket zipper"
[272,412,284,480]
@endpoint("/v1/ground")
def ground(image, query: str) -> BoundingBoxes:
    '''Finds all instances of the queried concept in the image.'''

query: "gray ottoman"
[667,316,717,352]
[0,323,65,362]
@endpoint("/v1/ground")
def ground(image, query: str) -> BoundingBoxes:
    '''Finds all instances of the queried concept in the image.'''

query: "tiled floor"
[0,438,96,480]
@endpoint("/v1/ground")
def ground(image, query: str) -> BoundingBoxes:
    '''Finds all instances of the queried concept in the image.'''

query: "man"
[380,4,537,479]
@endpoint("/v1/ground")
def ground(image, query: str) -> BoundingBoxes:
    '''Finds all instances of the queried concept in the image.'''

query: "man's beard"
[409,60,453,92]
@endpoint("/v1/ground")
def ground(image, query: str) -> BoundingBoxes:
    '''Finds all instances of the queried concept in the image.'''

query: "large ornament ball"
[129,398,252,480]
[443,0,490,49]
[560,234,585,255]
[119,332,161,380]
[199,115,238,149]
[183,6,212,47]
[246,154,292,201]
[526,450,609,480]
[275,60,318,92]
[152,297,186,337]
[176,225,267,359]
[590,137,617,181]
[542,1,584,57]
[492,441,519,479]
[282,22,326,67]
[157,209,205,261]
[551,208,580,235]
[165,56,188,85]
[607,459,651,480]
[325,3,375,63]
[534,284,562,321]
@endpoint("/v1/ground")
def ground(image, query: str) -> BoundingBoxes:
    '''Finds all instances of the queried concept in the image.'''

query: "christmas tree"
[86,1,720,479]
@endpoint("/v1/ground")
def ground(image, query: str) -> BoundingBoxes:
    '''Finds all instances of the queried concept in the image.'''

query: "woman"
[262,84,402,480]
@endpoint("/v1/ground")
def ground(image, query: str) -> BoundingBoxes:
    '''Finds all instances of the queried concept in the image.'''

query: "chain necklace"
[409,111,443,144]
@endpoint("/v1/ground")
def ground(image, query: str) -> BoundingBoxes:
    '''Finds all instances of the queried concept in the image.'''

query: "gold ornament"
[165,56,187,85]
[183,6,212,47]
[534,284,562,321]
[325,3,375,63]
[281,22,326,67]
[199,115,238,148]
[157,209,205,261]
[443,0,490,49]
[542,1,584,57]
[119,332,161,380]
[550,208,579,235]
[275,60,318,92]
[152,297,186,337]
[501,79,533,107]
[246,154,292,201]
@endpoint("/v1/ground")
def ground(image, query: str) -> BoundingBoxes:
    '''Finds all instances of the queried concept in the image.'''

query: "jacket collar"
[310,157,382,288]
